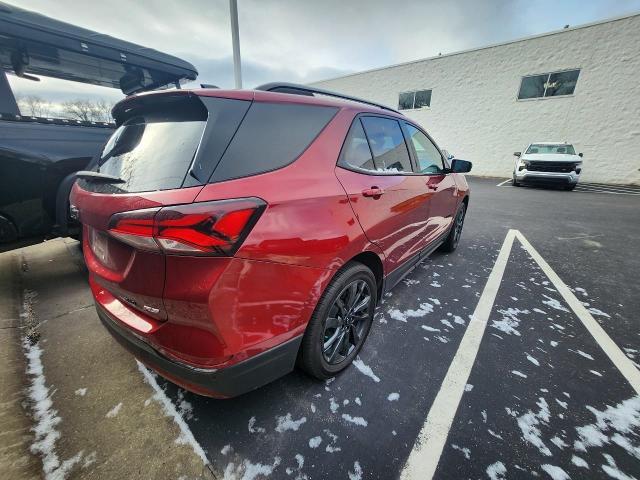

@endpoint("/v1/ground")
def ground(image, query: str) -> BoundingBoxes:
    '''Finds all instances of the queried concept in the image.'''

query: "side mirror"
[451,158,472,173]
[578,152,583,157]
[513,152,521,157]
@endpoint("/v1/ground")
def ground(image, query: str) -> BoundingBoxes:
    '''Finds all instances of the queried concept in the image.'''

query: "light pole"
[229,0,242,89]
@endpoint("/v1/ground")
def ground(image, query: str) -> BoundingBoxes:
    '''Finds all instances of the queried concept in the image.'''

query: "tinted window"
[211,103,338,182]
[545,70,580,97]
[87,117,205,193]
[405,124,444,174]
[518,69,580,99]
[398,92,415,110]
[360,117,412,173]
[518,75,547,99]
[414,90,432,109]
[81,96,252,194]
[398,89,432,110]
[339,119,375,171]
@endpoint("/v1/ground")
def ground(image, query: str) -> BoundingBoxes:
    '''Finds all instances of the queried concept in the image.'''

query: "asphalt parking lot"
[5,176,640,480]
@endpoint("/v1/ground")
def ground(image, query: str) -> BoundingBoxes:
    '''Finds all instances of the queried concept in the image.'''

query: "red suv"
[71,83,471,398]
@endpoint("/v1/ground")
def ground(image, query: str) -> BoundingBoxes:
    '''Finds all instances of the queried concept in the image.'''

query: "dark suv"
[71,83,471,398]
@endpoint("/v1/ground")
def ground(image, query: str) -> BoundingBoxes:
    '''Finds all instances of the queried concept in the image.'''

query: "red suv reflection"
[71,84,471,398]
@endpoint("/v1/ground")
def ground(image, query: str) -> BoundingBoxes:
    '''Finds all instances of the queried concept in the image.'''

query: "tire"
[512,176,520,186]
[565,184,576,191]
[440,202,467,253]
[299,262,377,380]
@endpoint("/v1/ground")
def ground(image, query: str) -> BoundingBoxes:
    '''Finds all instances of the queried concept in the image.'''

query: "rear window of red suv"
[80,96,338,193]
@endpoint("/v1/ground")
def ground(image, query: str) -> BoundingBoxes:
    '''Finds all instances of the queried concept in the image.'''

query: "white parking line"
[401,229,640,480]
[515,231,640,394]
[496,179,511,187]
[400,229,517,480]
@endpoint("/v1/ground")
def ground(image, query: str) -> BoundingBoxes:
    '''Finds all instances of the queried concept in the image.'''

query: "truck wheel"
[0,215,18,244]
[512,177,520,187]
[565,184,576,191]
[299,262,377,380]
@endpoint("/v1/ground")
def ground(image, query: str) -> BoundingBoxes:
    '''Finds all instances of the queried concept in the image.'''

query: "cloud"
[6,0,640,101]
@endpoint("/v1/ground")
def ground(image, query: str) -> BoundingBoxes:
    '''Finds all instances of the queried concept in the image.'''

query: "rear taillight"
[107,198,266,256]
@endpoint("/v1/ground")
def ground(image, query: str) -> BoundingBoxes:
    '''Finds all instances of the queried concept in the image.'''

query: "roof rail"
[255,82,400,114]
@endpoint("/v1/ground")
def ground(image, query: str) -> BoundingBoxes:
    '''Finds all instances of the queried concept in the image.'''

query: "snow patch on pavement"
[451,444,471,460]
[136,361,209,464]
[540,464,570,480]
[486,461,506,479]
[388,302,434,322]
[421,325,440,332]
[341,414,368,427]
[248,416,266,434]
[542,295,570,313]
[224,456,281,480]
[571,455,589,469]
[573,395,640,467]
[352,357,380,382]
[526,354,540,366]
[387,392,400,401]
[275,413,307,433]
[588,307,610,318]
[105,402,123,418]
[348,461,363,480]
[491,308,529,336]
[516,397,552,456]
[324,429,341,453]
[308,436,322,449]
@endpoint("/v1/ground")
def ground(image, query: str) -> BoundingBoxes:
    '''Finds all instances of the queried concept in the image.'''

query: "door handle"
[362,187,384,198]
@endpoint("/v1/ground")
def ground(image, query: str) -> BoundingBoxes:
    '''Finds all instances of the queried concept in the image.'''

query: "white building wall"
[311,14,640,185]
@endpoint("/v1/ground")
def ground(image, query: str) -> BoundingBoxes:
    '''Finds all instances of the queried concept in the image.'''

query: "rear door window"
[210,102,338,183]
[360,116,412,173]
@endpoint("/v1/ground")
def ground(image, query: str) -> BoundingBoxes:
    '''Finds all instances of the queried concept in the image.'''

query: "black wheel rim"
[452,207,465,247]
[322,279,372,365]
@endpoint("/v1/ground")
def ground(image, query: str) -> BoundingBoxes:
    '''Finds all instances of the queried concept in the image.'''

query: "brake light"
[108,207,160,251]
[107,198,266,256]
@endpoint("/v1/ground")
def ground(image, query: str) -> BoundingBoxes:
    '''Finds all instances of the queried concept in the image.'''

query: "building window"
[518,69,580,100]
[398,89,432,110]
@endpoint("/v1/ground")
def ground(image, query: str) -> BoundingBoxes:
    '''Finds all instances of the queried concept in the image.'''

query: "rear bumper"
[97,305,303,398]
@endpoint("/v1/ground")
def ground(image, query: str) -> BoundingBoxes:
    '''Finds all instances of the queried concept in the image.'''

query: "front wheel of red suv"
[300,262,377,380]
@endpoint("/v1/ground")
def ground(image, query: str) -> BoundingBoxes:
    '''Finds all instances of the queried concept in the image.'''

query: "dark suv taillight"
[108,198,266,256]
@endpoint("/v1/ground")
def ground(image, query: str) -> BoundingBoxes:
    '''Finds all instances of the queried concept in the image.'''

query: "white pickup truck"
[512,142,584,190]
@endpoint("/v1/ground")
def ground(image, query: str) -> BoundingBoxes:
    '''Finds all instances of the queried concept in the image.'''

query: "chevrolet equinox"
[71,83,472,398]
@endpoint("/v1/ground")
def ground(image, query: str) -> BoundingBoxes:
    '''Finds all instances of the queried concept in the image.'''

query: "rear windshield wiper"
[76,171,126,184]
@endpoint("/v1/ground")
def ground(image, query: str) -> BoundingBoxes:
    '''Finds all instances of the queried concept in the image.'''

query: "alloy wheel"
[322,279,372,365]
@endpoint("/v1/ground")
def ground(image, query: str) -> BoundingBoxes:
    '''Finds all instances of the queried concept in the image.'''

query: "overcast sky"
[7,0,640,105]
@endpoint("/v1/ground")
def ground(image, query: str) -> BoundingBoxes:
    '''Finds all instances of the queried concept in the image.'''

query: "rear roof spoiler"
[0,1,198,94]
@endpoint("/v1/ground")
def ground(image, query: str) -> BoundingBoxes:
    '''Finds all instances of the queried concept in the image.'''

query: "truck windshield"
[526,144,576,155]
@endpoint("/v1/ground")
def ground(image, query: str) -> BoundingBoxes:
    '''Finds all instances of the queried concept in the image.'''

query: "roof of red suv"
[113,85,403,123]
